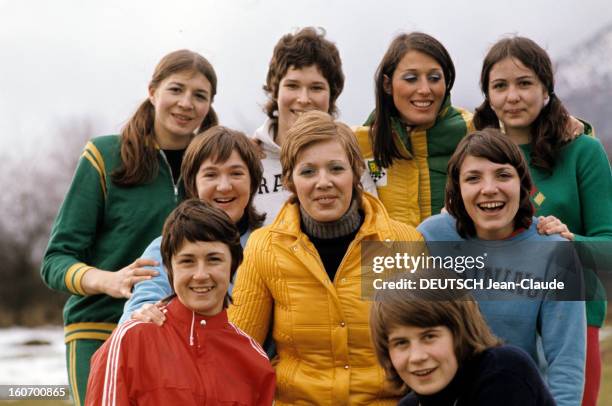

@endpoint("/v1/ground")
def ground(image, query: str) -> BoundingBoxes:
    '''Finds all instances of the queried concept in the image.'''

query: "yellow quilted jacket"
[229,193,423,405]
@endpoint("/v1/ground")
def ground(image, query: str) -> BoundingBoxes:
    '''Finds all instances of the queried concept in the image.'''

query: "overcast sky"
[1,0,610,155]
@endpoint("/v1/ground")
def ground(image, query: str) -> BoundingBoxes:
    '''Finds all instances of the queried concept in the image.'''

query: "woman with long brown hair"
[40,49,218,405]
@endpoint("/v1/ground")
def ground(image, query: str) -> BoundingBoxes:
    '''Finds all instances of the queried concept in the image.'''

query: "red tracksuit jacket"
[86,299,275,405]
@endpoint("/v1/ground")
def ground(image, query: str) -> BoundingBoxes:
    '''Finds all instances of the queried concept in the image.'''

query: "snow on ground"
[0,326,67,385]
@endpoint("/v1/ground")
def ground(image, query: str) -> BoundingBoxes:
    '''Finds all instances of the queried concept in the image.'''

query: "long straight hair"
[112,50,218,186]
[370,32,455,168]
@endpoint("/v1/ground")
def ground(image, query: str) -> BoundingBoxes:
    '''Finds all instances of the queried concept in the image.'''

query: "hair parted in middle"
[112,49,219,186]
[280,110,365,205]
[181,125,266,229]
[473,36,571,171]
[263,27,345,138]
[371,32,456,168]
[445,128,534,238]
[370,284,500,391]
[161,198,243,309]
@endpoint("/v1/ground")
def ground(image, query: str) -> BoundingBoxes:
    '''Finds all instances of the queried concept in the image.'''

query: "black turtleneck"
[398,346,555,406]
[300,200,363,282]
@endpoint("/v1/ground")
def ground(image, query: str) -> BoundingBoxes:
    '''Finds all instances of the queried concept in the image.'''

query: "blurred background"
[0,0,610,403]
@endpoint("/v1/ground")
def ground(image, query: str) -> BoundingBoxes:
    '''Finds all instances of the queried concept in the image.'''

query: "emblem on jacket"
[367,159,387,186]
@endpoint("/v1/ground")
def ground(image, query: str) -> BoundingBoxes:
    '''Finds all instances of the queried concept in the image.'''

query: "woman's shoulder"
[417,213,460,241]
[561,133,606,155]
[479,345,537,370]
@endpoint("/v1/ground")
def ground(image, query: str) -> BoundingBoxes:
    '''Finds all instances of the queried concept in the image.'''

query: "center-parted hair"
[264,27,345,138]
[445,128,534,238]
[370,285,500,391]
[181,125,265,229]
[161,199,243,308]
[112,49,219,186]
[371,32,455,168]
[473,36,571,171]
[280,110,365,204]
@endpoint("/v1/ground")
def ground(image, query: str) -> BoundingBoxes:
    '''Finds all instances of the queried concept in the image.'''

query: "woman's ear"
[543,93,550,107]
[383,75,392,95]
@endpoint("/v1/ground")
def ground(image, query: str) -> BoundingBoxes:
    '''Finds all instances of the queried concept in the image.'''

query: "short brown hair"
[181,126,265,229]
[280,110,365,204]
[370,285,500,391]
[264,27,345,138]
[445,128,534,238]
[161,199,243,309]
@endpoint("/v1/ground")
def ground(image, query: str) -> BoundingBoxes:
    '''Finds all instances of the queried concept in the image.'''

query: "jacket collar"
[269,192,395,242]
[164,298,229,346]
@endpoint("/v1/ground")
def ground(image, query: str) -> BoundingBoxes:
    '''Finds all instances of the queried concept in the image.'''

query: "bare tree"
[0,117,99,326]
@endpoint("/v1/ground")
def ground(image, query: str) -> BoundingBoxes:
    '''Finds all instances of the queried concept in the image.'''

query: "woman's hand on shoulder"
[131,302,167,326]
[81,258,159,298]
[536,215,575,240]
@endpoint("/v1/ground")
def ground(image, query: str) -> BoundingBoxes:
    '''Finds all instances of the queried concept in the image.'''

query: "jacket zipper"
[158,150,181,203]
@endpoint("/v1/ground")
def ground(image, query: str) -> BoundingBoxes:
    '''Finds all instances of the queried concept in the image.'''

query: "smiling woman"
[369,287,555,405]
[229,110,423,405]
[418,129,587,406]
[120,126,264,324]
[86,200,275,405]
[39,49,218,406]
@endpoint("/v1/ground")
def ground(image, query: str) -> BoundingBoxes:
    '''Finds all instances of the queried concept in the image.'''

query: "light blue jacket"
[120,230,252,324]
[418,213,586,406]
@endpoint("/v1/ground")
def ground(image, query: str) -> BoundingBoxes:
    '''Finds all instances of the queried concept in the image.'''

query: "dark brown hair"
[371,32,455,168]
[370,285,500,392]
[264,27,345,138]
[112,50,218,186]
[473,36,570,171]
[181,126,265,229]
[161,199,243,309]
[445,129,534,238]
[281,111,365,205]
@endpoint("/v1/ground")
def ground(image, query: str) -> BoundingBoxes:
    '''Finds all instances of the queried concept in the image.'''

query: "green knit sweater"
[40,135,184,342]
[521,135,612,327]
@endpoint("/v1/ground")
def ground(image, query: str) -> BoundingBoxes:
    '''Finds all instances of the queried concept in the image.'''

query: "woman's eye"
[423,333,437,341]
[464,176,479,183]
[202,172,217,179]
[231,171,246,177]
[195,93,208,101]
[299,168,315,176]
[492,82,506,90]
[402,74,417,83]
[519,80,533,87]
[285,83,299,89]
[331,165,346,173]
[428,74,442,82]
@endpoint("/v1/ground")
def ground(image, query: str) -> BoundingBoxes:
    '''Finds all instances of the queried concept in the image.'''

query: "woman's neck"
[300,199,362,239]
[504,126,531,146]
[154,125,191,150]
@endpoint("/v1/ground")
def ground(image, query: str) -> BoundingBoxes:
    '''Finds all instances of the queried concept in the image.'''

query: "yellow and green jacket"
[355,99,474,227]
[229,193,423,406]
[40,135,184,344]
